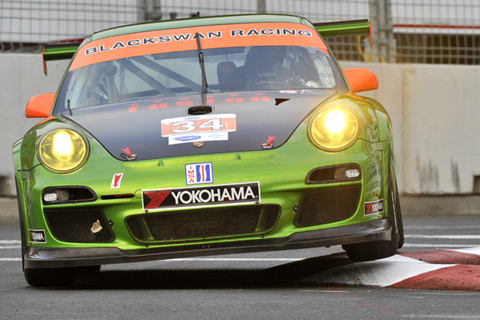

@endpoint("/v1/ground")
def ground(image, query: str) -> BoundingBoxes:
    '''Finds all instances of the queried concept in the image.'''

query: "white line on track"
[167,258,303,262]
[403,244,478,248]
[0,246,20,249]
[0,240,21,244]
[405,226,479,230]
[402,314,480,319]
[0,257,303,263]
[406,235,480,239]
[299,290,351,293]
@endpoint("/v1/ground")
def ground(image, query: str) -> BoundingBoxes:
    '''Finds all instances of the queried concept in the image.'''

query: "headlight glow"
[53,131,73,156]
[309,107,360,151]
[324,109,347,134]
[38,129,89,173]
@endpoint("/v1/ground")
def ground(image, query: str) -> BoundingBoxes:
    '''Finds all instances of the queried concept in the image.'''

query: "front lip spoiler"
[24,219,392,269]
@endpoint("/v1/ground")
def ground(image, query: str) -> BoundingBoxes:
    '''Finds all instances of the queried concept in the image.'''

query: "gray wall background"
[1,53,479,196]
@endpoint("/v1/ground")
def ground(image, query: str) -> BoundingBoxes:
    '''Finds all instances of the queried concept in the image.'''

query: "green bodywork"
[15,14,399,273]
[13,96,394,256]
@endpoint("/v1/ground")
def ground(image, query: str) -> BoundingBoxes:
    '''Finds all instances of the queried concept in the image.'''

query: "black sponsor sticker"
[142,182,260,210]
[29,229,46,243]
[364,199,384,215]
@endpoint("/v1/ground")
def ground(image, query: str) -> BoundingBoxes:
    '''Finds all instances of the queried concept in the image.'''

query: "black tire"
[385,153,404,249]
[393,180,404,249]
[25,268,77,287]
[77,265,101,275]
[343,233,398,262]
[15,180,27,272]
[344,157,401,262]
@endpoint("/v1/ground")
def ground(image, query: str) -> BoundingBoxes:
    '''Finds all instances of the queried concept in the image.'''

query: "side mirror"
[343,68,379,93]
[25,93,55,118]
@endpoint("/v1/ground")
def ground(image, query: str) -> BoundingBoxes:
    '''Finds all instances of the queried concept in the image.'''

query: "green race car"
[13,14,404,286]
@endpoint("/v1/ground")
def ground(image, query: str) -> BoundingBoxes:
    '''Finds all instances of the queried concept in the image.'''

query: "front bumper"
[19,135,389,269]
[25,218,392,269]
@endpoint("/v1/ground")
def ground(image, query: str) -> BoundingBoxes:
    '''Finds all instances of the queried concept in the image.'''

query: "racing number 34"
[161,114,237,136]
[171,118,225,133]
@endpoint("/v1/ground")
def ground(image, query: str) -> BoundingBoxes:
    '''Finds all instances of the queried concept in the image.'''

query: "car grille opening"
[44,209,114,243]
[126,205,280,244]
[294,185,362,227]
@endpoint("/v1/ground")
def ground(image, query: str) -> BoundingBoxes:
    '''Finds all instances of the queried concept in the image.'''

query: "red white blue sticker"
[185,162,213,185]
[364,199,384,215]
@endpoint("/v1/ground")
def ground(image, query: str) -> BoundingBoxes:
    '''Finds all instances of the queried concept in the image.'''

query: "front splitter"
[25,219,392,269]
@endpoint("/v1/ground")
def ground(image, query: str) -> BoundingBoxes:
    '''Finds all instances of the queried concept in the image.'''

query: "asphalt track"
[1,239,479,291]
[1,197,479,291]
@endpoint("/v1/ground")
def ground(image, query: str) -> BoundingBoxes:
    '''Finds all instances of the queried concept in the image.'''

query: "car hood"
[65,90,337,161]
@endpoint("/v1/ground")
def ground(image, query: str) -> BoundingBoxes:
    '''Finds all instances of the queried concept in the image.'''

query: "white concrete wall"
[0,54,69,194]
[1,53,479,195]
[342,61,480,194]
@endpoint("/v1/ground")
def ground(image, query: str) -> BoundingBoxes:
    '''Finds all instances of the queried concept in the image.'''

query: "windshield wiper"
[195,32,209,105]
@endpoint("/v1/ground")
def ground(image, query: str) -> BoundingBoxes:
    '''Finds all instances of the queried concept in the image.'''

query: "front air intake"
[44,209,114,243]
[294,185,362,227]
[126,205,280,244]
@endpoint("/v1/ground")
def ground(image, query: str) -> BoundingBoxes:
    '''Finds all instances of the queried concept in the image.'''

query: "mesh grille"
[126,205,280,244]
[44,209,114,243]
[294,185,362,227]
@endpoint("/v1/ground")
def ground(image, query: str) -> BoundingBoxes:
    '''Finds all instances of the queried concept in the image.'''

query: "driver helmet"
[244,46,297,86]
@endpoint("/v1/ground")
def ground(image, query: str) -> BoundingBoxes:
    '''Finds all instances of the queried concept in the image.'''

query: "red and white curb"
[392,247,480,291]
[306,247,480,291]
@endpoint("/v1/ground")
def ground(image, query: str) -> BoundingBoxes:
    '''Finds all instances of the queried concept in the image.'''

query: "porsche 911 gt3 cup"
[14,14,403,286]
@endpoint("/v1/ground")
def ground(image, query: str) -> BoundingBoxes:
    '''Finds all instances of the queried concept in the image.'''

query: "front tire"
[15,180,27,272]
[343,159,402,262]
[25,268,77,287]
[343,233,398,262]
[77,265,101,275]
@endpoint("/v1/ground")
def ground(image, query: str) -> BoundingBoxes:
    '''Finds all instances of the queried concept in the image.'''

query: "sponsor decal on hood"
[162,114,237,145]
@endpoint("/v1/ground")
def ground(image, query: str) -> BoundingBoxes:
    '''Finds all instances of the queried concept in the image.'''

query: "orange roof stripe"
[69,23,328,71]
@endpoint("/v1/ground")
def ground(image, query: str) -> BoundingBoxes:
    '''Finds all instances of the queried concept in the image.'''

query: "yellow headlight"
[309,107,360,151]
[38,129,89,173]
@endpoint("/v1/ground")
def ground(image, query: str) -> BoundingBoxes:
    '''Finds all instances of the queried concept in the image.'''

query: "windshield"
[54,23,344,114]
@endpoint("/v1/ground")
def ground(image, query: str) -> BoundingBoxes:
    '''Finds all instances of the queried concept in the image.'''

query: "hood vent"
[188,105,213,115]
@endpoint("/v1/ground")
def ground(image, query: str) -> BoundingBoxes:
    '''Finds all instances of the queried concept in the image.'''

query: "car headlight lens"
[309,107,360,151]
[38,129,89,173]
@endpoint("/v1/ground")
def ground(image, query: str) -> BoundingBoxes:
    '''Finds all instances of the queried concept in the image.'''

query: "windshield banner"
[69,23,328,71]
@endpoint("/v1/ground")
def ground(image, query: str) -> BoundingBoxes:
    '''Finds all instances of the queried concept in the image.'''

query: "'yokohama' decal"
[364,199,384,215]
[142,182,260,211]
